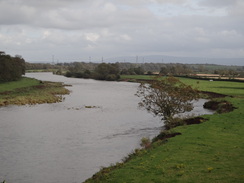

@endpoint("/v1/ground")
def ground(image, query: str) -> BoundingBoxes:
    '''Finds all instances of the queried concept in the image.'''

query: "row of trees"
[159,64,192,76]
[120,67,145,75]
[213,69,239,79]
[65,63,120,81]
[0,52,25,81]
[25,61,244,78]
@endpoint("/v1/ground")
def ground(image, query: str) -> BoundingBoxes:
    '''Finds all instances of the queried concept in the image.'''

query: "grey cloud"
[0,0,243,62]
[198,0,239,7]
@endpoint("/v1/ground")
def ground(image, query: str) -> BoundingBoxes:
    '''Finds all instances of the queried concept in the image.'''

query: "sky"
[0,0,244,63]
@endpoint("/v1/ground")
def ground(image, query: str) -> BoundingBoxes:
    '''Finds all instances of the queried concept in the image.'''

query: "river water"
[0,73,213,183]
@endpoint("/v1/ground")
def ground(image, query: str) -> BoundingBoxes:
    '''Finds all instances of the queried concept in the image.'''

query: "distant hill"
[105,55,244,66]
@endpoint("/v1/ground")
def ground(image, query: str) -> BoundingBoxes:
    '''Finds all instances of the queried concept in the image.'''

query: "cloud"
[198,0,238,7]
[0,0,243,62]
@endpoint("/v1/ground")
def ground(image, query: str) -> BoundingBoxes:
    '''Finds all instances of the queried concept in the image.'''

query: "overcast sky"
[0,0,244,63]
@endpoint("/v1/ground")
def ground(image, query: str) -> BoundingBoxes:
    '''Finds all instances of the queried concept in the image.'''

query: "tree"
[136,76,199,128]
[0,53,25,81]
[94,63,120,80]
[134,67,144,75]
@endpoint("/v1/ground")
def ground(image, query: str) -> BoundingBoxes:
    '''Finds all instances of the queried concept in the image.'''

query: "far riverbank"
[0,77,70,106]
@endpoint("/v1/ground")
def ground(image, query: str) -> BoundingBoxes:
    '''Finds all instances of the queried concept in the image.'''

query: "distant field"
[178,77,244,97]
[121,75,244,97]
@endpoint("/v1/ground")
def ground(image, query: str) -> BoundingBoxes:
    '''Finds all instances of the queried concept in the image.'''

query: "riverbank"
[0,77,70,106]
[84,77,244,183]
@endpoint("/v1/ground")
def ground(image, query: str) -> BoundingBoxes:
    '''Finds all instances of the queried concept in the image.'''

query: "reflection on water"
[0,73,213,183]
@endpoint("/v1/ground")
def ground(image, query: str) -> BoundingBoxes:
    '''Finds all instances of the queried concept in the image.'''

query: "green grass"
[0,77,40,92]
[85,77,244,183]
[178,77,244,98]
[121,75,244,97]
[0,77,70,106]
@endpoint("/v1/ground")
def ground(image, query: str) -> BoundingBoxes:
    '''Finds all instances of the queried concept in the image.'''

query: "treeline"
[25,62,61,71]
[65,63,120,81]
[0,52,25,82]
[159,64,193,76]
[25,61,244,80]
[63,62,196,80]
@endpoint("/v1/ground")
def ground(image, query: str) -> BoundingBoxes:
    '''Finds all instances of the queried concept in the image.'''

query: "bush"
[203,100,235,113]
[0,53,25,81]
[164,117,185,130]
[140,137,151,149]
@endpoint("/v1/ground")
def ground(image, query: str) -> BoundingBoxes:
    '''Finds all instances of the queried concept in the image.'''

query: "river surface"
[0,73,213,183]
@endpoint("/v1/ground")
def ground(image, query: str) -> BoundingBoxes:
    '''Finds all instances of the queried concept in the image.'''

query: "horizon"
[25,54,244,66]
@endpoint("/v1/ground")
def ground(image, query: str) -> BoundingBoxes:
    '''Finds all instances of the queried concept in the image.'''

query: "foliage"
[136,76,199,125]
[160,64,192,76]
[140,137,151,149]
[94,63,120,80]
[214,69,239,79]
[0,52,25,81]
[120,66,145,75]
[26,61,244,78]
[65,62,120,81]
[203,100,236,114]
[0,77,70,106]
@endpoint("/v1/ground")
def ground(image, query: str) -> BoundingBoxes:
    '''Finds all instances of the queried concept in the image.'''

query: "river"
[0,73,213,183]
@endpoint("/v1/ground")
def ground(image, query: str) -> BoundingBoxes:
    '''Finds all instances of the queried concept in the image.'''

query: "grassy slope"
[0,77,40,92]
[0,77,70,106]
[85,76,244,183]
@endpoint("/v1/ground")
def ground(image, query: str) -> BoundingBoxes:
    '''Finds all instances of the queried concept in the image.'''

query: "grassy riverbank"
[121,75,244,97]
[0,77,70,106]
[85,76,244,183]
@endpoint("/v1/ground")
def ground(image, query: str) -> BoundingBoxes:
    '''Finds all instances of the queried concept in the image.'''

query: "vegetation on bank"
[0,77,70,106]
[136,76,200,130]
[84,77,244,183]
[0,52,25,81]
[25,61,244,80]
[65,63,121,81]
[121,75,244,97]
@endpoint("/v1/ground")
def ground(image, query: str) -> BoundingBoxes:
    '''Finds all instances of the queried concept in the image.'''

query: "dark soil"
[183,117,207,125]
[154,117,207,142]
[200,91,229,98]
[153,132,182,142]
[203,100,236,113]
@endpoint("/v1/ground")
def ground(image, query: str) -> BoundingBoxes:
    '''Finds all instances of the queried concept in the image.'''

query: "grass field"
[121,75,244,97]
[0,77,70,106]
[85,76,244,183]
[0,77,40,92]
